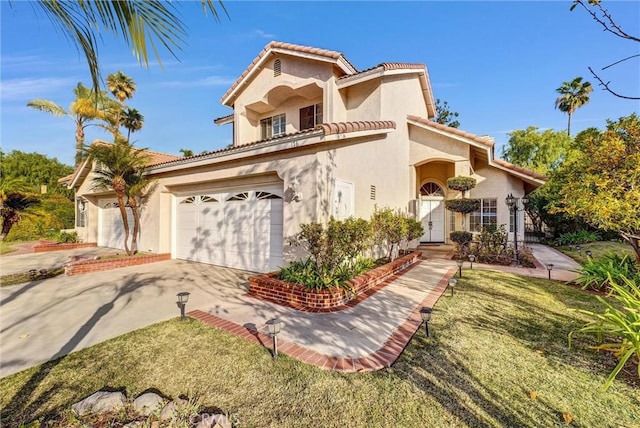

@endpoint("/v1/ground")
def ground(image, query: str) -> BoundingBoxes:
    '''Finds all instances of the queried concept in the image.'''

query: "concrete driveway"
[0,258,253,378]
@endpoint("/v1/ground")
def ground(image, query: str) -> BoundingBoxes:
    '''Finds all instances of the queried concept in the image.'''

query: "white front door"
[420,199,445,243]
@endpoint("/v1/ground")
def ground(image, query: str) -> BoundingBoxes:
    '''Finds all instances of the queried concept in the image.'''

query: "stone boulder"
[132,392,164,416]
[72,391,127,416]
[159,398,188,421]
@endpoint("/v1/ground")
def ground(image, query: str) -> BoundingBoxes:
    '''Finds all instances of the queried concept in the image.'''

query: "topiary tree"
[445,176,478,232]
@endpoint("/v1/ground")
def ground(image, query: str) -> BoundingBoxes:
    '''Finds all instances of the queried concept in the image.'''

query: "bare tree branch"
[602,54,640,70]
[572,0,640,42]
[588,67,640,100]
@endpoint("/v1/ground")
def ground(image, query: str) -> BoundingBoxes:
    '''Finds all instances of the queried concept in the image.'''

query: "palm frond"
[26,99,67,116]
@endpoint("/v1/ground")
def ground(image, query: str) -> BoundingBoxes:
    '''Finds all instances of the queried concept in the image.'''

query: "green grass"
[1,271,638,427]
[0,241,19,255]
[557,240,634,265]
[0,268,65,287]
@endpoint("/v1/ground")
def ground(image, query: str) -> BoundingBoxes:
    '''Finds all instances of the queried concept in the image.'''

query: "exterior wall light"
[456,259,464,278]
[176,292,190,320]
[546,263,554,280]
[448,278,458,297]
[266,318,283,359]
[289,177,303,202]
[419,307,433,337]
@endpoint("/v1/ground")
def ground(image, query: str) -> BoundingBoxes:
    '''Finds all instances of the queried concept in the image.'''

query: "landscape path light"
[176,292,190,321]
[266,318,283,359]
[546,263,554,280]
[456,259,464,278]
[29,269,37,280]
[576,245,582,256]
[448,278,458,297]
[419,307,433,337]
[585,249,592,258]
[468,254,476,269]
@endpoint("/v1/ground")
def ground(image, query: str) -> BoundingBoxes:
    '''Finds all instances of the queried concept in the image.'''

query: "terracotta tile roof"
[149,120,396,169]
[221,41,357,105]
[493,159,547,180]
[213,113,233,125]
[406,115,546,181]
[338,62,427,80]
[407,115,495,148]
[60,141,180,187]
[318,120,396,135]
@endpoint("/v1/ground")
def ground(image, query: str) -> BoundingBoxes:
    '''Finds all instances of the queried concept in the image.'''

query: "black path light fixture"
[176,292,190,320]
[585,250,593,258]
[419,307,433,337]
[546,263,554,280]
[468,254,476,269]
[448,278,458,297]
[576,245,582,256]
[29,269,37,280]
[456,259,464,278]
[505,193,529,266]
[266,318,283,359]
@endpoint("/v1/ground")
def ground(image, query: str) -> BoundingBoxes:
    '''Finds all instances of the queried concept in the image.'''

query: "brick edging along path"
[65,253,171,276]
[189,266,456,373]
[34,242,98,253]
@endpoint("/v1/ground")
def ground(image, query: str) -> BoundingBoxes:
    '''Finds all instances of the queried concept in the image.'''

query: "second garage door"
[175,188,284,273]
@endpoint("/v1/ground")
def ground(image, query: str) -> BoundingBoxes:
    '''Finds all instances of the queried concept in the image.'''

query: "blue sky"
[1,1,639,167]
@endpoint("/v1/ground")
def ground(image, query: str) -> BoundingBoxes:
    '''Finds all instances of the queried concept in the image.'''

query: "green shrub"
[574,253,639,291]
[446,176,477,193]
[444,198,481,214]
[471,225,514,265]
[371,207,408,261]
[558,230,601,245]
[450,231,472,246]
[56,230,78,243]
[569,275,640,391]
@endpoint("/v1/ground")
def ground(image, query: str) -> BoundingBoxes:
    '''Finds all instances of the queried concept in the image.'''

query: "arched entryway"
[419,182,445,243]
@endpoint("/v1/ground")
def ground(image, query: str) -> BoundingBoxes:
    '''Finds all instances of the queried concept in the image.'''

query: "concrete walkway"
[0,244,580,377]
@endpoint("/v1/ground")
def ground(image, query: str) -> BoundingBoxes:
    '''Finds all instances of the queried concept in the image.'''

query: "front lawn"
[557,240,634,265]
[1,271,638,427]
[0,241,19,255]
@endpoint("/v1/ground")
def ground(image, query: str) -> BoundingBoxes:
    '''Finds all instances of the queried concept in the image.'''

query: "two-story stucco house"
[67,41,545,273]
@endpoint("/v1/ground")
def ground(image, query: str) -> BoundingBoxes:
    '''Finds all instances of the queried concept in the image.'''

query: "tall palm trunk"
[128,197,140,254]
[567,112,572,136]
[75,124,85,165]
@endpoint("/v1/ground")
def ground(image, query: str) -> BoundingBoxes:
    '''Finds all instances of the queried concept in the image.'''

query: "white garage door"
[98,199,134,250]
[175,189,284,273]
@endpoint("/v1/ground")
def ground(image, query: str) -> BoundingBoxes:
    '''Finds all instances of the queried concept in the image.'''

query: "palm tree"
[555,77,593,136]
[25,1,227,92]
[85,141,149,255]
[27,83,109,165]
[107,72,137,103]
[124,168,155,254]
[121,108,144,142]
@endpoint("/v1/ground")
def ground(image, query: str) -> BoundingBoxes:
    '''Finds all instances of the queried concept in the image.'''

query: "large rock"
[159,398,188,421]
[72,391,127,416]
[132,392,164,416]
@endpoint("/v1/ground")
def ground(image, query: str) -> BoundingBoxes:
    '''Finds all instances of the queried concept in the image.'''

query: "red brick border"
[65,253,171,276]
[34,242,98,253]
[248,251,422,311]
[189,266,457,372]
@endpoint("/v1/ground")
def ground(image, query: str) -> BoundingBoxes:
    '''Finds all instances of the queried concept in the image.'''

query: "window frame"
[469,198,497,232]
[260,113,286,140]
[299,103,323,131]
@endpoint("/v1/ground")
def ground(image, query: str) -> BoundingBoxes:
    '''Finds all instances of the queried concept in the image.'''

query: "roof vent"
[274,59,281,77]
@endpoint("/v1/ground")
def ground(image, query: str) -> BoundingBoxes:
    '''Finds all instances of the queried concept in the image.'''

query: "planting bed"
[248,251,422,311]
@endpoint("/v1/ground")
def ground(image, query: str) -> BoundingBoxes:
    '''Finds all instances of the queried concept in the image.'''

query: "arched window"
[420,182,444,197]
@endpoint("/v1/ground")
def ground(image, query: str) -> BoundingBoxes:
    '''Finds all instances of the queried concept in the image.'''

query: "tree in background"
[570,0,639,100]
[433,99,460,128]
[12,1,227,92]
[551,113,640,262]
[0,150,74,198]
[121,107,145,142]
[179,149,194,157]
[554,77,593,136]
[502,127,571,176]
[27,83,111,165]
